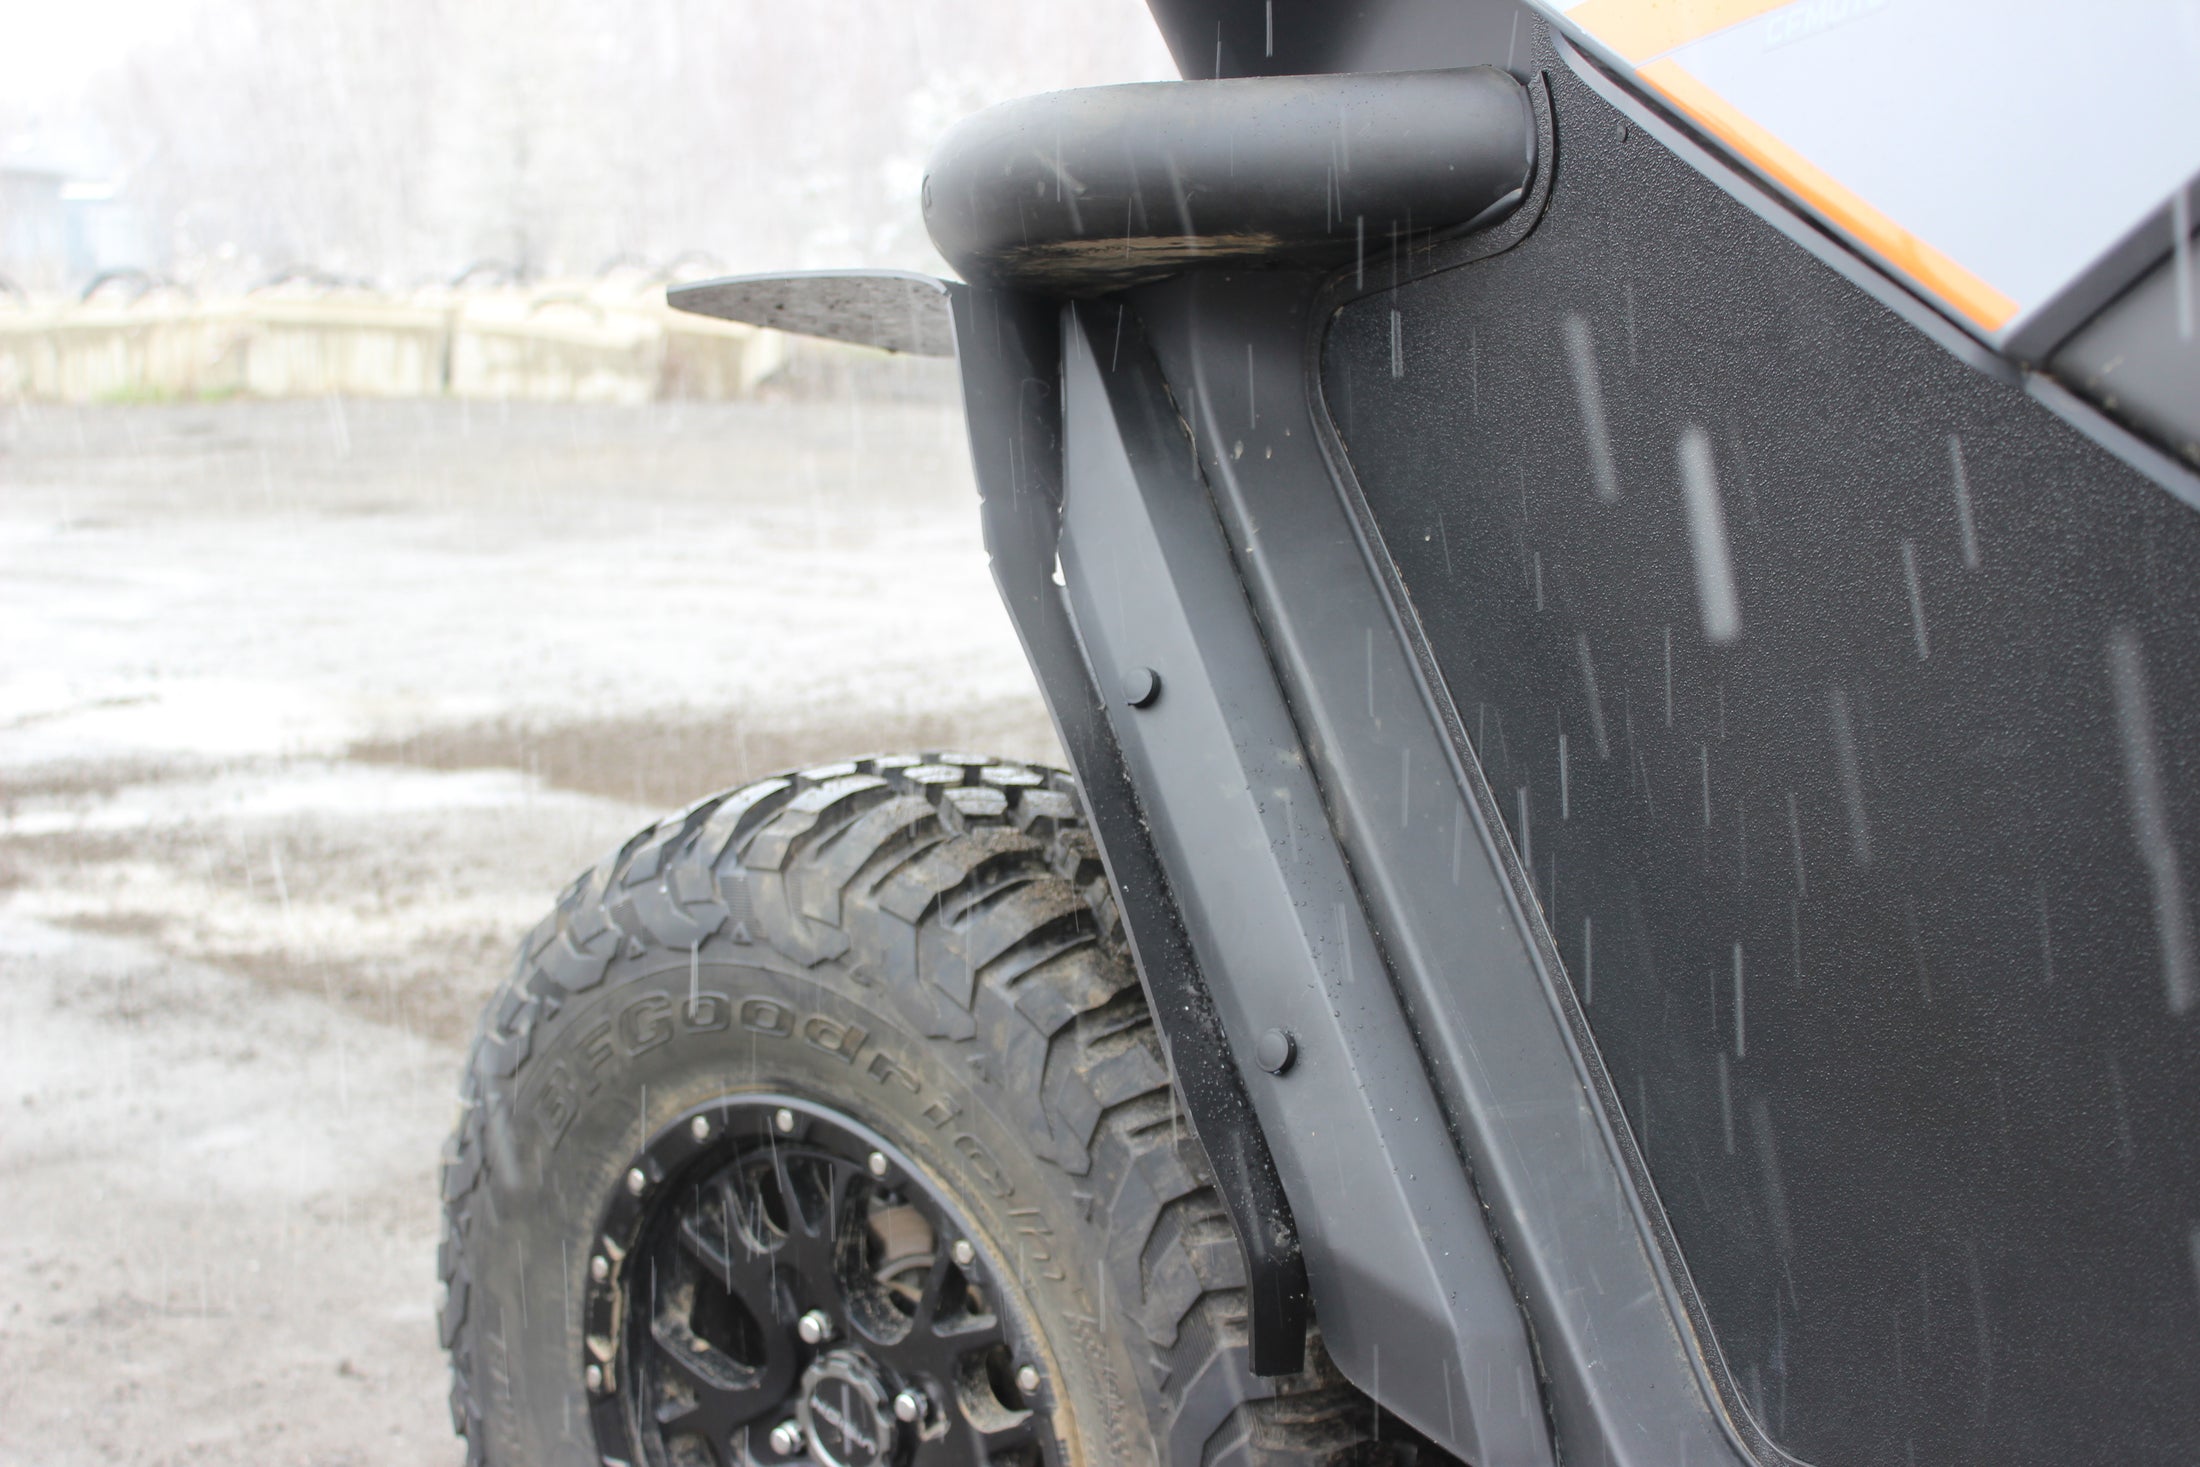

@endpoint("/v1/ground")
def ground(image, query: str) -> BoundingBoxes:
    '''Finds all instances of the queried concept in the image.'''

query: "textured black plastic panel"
[1323,61,2200,1467]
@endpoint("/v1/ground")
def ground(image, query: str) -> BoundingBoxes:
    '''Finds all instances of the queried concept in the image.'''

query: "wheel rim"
[584,1096,1063,1467]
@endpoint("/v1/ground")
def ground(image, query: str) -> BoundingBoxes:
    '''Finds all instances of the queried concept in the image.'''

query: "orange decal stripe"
[1638,60,2020,330]
[1564,0,1799,63]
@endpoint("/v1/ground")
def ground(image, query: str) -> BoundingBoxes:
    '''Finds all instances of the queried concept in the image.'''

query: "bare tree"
[92,0,1173,290]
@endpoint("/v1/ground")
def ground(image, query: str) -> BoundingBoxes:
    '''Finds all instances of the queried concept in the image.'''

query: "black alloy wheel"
[590,1095,1055,1467]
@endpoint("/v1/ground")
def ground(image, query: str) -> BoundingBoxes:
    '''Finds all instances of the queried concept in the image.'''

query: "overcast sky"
[3,0,197,108]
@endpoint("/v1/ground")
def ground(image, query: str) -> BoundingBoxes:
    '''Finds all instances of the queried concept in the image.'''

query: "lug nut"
[589,1254,609,1283]
[892,1386,929,1424]
[950,1239,976,1268]
[585,1363,604,1392]
[1015,1363,1041,1396]
[768,1418,805,1455]
[625,1167,648,1195]
[690,1115,711,1141]
[867,1150,889,1177]
[774,1108,796,1134]
[796,1308,835,1345]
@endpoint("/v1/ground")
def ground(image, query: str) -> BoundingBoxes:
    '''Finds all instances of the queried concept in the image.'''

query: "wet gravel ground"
[0,391,1055,1465]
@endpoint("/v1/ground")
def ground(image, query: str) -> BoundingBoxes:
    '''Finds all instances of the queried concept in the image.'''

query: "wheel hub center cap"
[795,1348,897,1467]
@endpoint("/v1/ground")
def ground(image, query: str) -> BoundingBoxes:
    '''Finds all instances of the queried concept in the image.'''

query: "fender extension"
[672,65,1544,1458]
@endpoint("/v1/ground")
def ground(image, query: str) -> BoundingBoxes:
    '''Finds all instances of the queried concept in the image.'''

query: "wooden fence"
[0,287,787,403]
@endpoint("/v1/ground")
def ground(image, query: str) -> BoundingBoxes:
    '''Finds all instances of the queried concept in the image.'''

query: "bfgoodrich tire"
[439,753,1435,1467]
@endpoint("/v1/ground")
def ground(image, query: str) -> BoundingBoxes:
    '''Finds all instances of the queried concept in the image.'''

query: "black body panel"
[1131,256,1745,1465]
[1322,53,2200,1467]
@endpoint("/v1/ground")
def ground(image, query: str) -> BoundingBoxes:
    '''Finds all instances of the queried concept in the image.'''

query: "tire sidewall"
[464,949,1154,1467]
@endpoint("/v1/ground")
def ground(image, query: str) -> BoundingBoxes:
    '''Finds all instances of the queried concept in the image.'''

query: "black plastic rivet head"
[1124,666,1162,708]
[1255,1028,1296,1075]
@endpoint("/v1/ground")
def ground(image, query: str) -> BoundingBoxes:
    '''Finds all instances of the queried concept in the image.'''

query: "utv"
[437,2,2200,1464]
